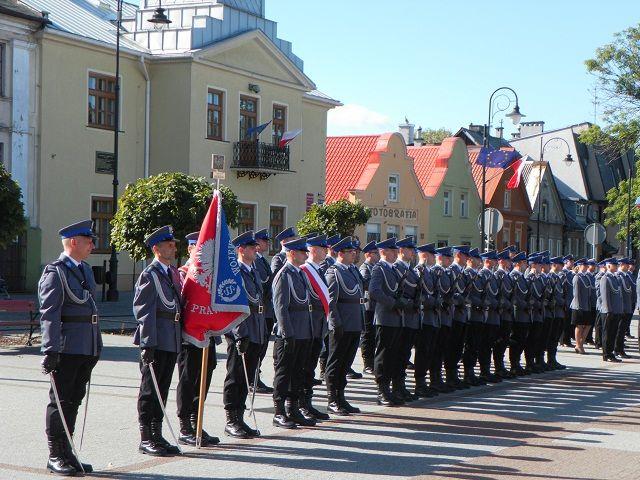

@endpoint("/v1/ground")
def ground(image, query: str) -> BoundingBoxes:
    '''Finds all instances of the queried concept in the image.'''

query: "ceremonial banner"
[182,190,250,347]
[278,129,303,148]
[301,264,330,315]
[475,147,520,169]
[506,158,525,190]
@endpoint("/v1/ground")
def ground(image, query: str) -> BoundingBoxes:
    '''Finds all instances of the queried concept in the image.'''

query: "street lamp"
[535,137,572,253]
[480,87,525,250]
[625,162,635,257]
[106,1,172,301]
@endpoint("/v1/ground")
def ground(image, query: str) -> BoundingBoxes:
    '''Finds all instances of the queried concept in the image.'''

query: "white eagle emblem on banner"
[190,239,215,293]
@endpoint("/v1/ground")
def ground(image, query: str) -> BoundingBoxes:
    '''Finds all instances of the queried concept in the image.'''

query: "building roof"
[454,126,512,149]
[1,0,47,23]
[467,146,506,202]
[407,138,458,197]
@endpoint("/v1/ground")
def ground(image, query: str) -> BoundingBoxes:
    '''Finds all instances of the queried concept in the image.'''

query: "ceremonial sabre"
[149,363,183,454]
[78,373,91,451]
[241,352,260,435]
[50,374,85,474]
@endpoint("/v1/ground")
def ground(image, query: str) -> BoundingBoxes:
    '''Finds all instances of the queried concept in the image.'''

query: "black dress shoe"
[376,387,399,407]
[616,351,631,359]
[338,390,361,413]
[47,439,77,476]
[346,368,363,379]
[286,400,317,426]
[414,382,436,398]
[224,410,252,439]
[62,439,93,473]
[252,379,274,394]
[363,366,374,375]
[306,399,330,420]
[327,400,350,416]
[188,415,220,446]
[139,424,168,457]
[273,414,297,429]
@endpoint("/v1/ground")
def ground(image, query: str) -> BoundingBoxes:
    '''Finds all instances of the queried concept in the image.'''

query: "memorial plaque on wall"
[95,151,115,174]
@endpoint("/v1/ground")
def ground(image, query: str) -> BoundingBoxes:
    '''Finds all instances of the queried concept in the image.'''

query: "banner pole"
[195,345,209,449]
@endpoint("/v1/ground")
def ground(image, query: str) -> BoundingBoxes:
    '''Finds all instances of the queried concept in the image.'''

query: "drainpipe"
[138,55,150,178]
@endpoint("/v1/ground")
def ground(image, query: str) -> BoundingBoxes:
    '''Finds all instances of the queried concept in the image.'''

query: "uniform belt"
[471,306,484,312]
[289,304,313,312]
[250,304,265,314]
[157,311,181,322]
[61,315,98,324]
[338,297,366,304]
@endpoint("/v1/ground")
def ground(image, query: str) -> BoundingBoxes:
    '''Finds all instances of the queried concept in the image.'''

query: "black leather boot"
[463,368,484,386]
[190,413,220,446]
[298,396,319,422]
[327,389,349,416]
[414,378,437,398]
[151,420,180,454]
[445,369,462,390]
[46,438,76,476]
[306,393,330,420]
[338,389,361,414]
[224,409,251,439]
[285,398,316,426]
[138,424,167,457]
[479,366,502,383]
[318,357,327,381]
[237,408,260,437]
[178,416,198,446]
[63,437,93,473]
[376,382,399,406]
[273,400,297,429]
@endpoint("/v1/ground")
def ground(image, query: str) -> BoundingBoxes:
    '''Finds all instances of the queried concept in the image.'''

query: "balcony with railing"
[232,141,293,179]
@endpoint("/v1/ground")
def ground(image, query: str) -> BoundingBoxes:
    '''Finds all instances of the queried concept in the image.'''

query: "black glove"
[283,337,296,352]
[394,297,409,310]
[333,325,344,339]
[41,352,59,375]
[236,338,249,354]
[141,347,155,365]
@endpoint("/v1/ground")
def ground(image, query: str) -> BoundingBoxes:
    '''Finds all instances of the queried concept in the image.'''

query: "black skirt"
[571,309,594,326]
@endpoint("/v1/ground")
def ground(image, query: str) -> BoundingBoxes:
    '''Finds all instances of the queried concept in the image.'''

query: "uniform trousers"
[414,325,438,381]
[524,321,542,365]
[462,321,483,371]
[257,317,275,371]
[397,326,418,378]
[614,313,632,354]
[326,331,360,393]
[547,315,564,357]
[46,353,99,439]
[176,342,217,419]
[509,322,530,367]
[138,350,178,424]
[560,310,574,344]
[538,316,554,358]
[360,310,376,369]
[374,325,402,384]
[594,312,603,347]
[223,339,261,411]
[493,317,512,368]
[445,319,466,371]
[430,324,450,378]
[272,337,310,403]
[601,313,620,358]
[303,337,324,395]
[479,323,500,369]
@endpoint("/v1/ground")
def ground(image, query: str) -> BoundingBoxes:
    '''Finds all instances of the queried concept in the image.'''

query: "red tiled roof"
[408,137,459,197]
[467,146,506,202]
[325,134,395,202]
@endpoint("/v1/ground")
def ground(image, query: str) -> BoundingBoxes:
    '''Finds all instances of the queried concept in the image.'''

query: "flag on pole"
[475,147,520,169]
[182,189,250,347]
[300,264,330,315]
[245,120,272,139]
[278,129,303,148]
[506,158,525,190]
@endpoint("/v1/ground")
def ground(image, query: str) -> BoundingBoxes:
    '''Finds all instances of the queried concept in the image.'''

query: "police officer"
[509,252,530,375]
[493,249,515,379]
[317,233,341,380]
[559,255,576,347]
[600,258,623,362]
[271,238,315,428]
[585,259,598,345]
[369,237,404,406]
[175,231,219,447]
[462,249,485,386]
[39,220,101,475]
[615,258,634,358]
[271,227,298,275]
[547,257,567,370]
[594,260,607,348]
[325,236,365,415]
[525,256,545,373]
[223,231,266,438]
[477,251,502,383]
[252,228,275,394]
[570,258,591,353]
[391,237,420,401]
[359,241,380,375]
[133,226,182,456]
[414,243,439,398]
[431,247,456,393]
[446,246,471,389]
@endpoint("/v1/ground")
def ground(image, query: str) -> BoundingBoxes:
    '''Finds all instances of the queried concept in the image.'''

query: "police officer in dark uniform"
[559,255,575,347]
[600,258,623,362]
[176,231,219,447]
[271,238,316,428]
[317,234,341,380]
[462,249,485,386]
[359,241,379,375]
[525,255,545,373]
[253,228,275,394]
[271,227,298,275]
[223,231,266,438]
[431,247,456,393]
[133,226,182,456]
[508,252,530,375]
[493,249,515,379]
[547,257,567,370]
[39,220,101,475]
[477,251,502,383]
[446,245,471,389]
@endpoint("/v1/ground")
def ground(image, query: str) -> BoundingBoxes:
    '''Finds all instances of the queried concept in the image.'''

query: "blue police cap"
[619,257,631,265]
[563,255,574,262]
[303,232,320,240]
[185,231,199,245]
[586,258,596,266]
[327,234,341,246]
[605,257,618,265]
[597,260,606,267]
[512,251,527,262]
[283,238,308,252]
[575,258,586,266]
[232,230,257,247]
[145,225,176,248]
[452,245,470,255]
[507,245,518,253]
[352,238,361,250]
[59,220,96,239]
[396,237,416,249]
[417,243,436,254]
[550,256,564,265]
[480,250,498,260]
[376,237,398,249]
[332,236,356,252]
[254,228,270,241]
[528,255,542,265]
[306,234,328,248]
[469,247,481,259]
[362,241,378,253]
[497,249,511,260]
[275,227,297,242]
[435,247,452,257]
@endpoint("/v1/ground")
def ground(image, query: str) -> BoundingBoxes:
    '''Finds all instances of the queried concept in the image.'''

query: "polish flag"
[300,264,330,316]
[506,158,525,190]
[278,129,303,148]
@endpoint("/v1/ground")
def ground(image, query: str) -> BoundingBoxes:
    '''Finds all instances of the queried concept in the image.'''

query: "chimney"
[399,117,415,146]
[414,126,424,146]
[518,121,545,138]
[495,126,504,139]
[468,123,485,133]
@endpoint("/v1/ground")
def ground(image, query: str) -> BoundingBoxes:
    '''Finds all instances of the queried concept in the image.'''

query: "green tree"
[420,127,452,145]
[0,163,25,249]
[603,159,640,248]
[296,199,371,238]
[111,173,239,261]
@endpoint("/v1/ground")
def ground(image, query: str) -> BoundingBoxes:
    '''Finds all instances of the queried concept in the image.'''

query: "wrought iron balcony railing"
[232,140,293,179]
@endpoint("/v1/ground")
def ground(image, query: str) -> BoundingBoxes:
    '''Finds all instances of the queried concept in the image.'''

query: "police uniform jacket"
[304,261,328,339]
[479,268,500,325]
[270,250,287,276]
[527,272,544,323]
[432,264,453,327]
[542,274,555,319]
[319,255,336,273]
[618,271,634,315]
[369,261,403,328]
[467,268,486,324]
[599,271,623,314]
[570,272,591,312]
[326,262,364,333]
[449,262,469,324]
[360,260,377,312]
[415,263,438,327]
[133,260,182,353]
[228,264,267,344]
[560,268,575,309]
[595,271,604,312]
[588,272,598,310]
[495,267,514,323]
[510,269,531,323]
[272,262,313,340]
[393,260,421,330]
[39,254,102,356]
[550,271,565,318]
[254,253,274,320]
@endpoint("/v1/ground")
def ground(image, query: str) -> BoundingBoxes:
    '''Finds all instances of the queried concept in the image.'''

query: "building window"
[238,203,256,234]
[207,89,224,141]
[459,192,468,218]
[388,175,399,202]
[0,43,5,96]
[576,203,587,217]
[269,206,285,255]
[539,237,546,252]
[366,223,381,243]
[437,239,448,248]
[386,225,398,239]
[557,239,562,256]
[529,235,536,252]
[88,72,117,130]
[443,190,451,216]
[514,224,522,250]
[461,240,472,246]
[91,196,113,253]
[273,105,286,145]
[502,220,511,249]
[240,95,258,140]
[541,201,548,222]
[548,238,554,255]
[0,142,4,167]
[405,225,417,243]
[503,190,511,210]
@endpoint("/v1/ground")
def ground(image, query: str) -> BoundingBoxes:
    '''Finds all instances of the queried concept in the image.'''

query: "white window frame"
[86,68,123,132]
[271,100,289,145]
[386,224,398,239]
[405,225,418,242]
[541,201,548,222]
[514,225,522,250]
[238,91,262,142]
[366,223,381,243]
[388,174,399,202]
[576,203,587,217]
[556,239,562,256]
[548,238,553,255]
[502,220,511,248]
[443,190,452,216]
[238,201,258,234]
[459,192,468,218]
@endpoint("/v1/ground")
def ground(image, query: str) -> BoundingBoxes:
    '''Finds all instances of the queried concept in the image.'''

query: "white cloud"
[327,103,396,136]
